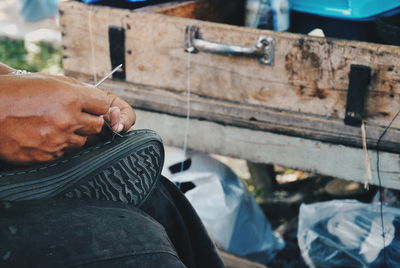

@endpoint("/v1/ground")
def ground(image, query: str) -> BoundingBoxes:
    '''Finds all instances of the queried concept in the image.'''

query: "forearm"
[0,62,15,75]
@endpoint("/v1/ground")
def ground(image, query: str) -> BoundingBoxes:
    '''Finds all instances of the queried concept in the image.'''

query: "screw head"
[261,39,270,47]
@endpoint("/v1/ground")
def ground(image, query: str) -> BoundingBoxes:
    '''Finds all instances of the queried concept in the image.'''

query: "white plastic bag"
[298,199,400,267]
[162,147,284,263]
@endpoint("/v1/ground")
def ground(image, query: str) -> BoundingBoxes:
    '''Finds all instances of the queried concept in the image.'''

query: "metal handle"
[184,25,274,65]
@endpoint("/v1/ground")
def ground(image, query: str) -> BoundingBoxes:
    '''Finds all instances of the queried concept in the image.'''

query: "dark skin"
[0,62,136,164]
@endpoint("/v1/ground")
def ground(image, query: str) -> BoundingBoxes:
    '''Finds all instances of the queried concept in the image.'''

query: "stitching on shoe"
[0,142,111,177]
[0,130,153,178]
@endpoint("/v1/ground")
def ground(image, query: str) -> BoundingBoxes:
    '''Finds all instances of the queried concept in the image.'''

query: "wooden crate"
[60,1,400,153]
[60,1,400,189]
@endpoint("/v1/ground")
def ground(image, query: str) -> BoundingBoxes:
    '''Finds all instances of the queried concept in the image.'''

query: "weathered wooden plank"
[60,1,400,130]
[100,80,400,154]
[134,109,400,190]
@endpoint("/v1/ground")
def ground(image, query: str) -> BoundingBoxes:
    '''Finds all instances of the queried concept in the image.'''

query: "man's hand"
[0,73,135,164]
[0,63,15,75]
[103,90,136,133]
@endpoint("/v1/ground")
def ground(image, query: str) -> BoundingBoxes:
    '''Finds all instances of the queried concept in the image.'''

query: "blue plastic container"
[289,0,400,42]
[289,0,400,21]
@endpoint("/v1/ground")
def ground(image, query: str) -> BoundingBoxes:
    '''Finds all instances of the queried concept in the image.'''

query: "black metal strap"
[344,64,371,126]
[108,26,126,80]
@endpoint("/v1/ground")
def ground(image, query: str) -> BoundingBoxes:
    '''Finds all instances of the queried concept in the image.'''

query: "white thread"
[87,8,124,138]
[181,52,192,169]
[361,121,373,189]
[88,6,98,83]
[94,67,124,138]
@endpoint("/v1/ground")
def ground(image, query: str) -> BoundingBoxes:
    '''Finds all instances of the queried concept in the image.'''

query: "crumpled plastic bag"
[162,147,284,264]
[298,199,400,267]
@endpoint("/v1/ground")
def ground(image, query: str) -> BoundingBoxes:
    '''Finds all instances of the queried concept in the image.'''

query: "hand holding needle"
[94,64,124,137]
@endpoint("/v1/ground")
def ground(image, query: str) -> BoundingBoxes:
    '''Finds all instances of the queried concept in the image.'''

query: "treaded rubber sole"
[0,130,164,206]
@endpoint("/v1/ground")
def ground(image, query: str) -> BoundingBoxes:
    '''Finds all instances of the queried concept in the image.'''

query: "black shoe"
[0,130,164,206]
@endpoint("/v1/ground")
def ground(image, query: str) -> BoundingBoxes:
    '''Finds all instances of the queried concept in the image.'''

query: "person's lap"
[0,197,185,267]
[0,130,224,268]
[139,176,224,268]
[0,176,224,268]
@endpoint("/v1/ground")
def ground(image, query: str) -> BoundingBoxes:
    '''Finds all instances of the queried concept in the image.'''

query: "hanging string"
[181,51,192,172]
[88,7,124,139]
[376,109,400,265]
[88,6,98,84]
[94,64,125,139]
[361,121,372,189]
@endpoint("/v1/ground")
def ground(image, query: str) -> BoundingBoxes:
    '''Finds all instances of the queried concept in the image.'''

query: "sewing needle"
[94,64,123,88]
[93,63,124,137]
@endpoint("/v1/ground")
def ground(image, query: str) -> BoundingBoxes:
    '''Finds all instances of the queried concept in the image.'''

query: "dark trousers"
[0,176,224,268]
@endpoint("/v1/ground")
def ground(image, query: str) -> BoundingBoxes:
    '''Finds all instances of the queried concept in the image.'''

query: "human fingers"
[0,62,15,75]
[78,84,111,115]
[106,92,136,131]
[103,106,123,132]
[40,74,110,116]
[76,113,105,136]
[120,108,136,131]
[66,134,88,149]
[1,151,49,164]
[26,150,64,163]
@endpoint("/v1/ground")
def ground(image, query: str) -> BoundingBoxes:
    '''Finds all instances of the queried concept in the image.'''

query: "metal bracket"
[344,64,371,126]
[108,26,126,80]
[184,25,274,65]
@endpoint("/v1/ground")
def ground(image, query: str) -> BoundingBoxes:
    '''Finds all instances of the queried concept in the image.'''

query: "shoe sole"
[0,130,164,206]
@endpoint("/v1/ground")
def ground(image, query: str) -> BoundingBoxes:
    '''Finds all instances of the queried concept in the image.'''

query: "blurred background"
[0,0,62,74]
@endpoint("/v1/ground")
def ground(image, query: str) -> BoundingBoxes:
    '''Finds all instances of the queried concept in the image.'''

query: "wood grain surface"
[60,1,400,152]
[134,109,400,190]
